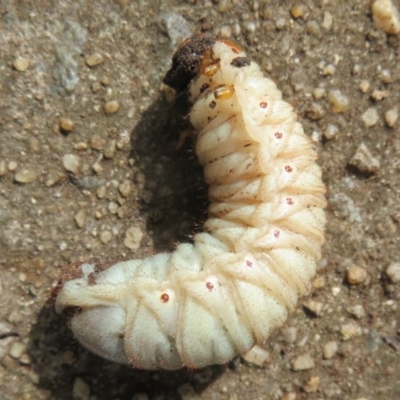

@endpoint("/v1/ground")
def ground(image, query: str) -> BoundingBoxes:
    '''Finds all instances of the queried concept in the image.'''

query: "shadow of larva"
[53,35,326,371]
[27,300,226,399]
[129,96,208,252]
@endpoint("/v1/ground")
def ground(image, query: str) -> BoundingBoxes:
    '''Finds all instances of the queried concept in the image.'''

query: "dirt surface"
[1,1,400,399]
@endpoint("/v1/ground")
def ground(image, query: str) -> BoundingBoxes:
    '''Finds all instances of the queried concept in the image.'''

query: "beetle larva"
[55,35,326,370]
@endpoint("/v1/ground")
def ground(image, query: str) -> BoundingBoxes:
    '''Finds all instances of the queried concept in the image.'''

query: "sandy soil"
[0,1,399,399]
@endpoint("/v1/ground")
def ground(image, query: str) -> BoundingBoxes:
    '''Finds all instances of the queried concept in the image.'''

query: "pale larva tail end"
[71,307,130,364]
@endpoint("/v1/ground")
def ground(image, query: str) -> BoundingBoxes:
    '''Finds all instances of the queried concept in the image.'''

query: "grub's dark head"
[163,34,216,92]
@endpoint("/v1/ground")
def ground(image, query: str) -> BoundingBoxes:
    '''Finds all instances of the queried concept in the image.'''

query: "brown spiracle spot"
[274,230,280,238]
[259,101,267,108]
[286,198,294,205]
[160,293,169,303]
[246,260,253,267]
[206,282,214,290]
[285,165,293,172]
[275,132,283,139]
[230,57,251,68]
[209,100,217,109]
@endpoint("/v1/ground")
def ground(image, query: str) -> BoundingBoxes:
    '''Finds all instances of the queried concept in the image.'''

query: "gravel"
[361,107,380,127]
[292,353,315,371]
[386,262,400,283]
[1,1,400,399]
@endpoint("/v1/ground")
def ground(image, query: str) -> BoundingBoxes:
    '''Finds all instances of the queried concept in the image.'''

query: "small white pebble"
[347,266,368,285]
[359,80,370,93]
[9,342,26,359]
[19,354,31,365]
[303,300,323,316]
[100,230,113,244]
[275,17,287,30]
[219,25,232,37]
[14,170,38,183]
[62,154,81,174]
[242,345,269,367]
[371,89,388,101]
[72,377,90,400]
[159,12,193,48]
[322,11,333,30]
[328,89,350,113]
[281,327,297,344]
[349,143,380,174]
[92,160,103,174]
[108,201,119,214]
[74,142,88,151]
[322,64,335,75]
[371,0,400,35]
[124,226,143,250]
[74,210,86,229]
[292,353,315,371]
[95,210,103,219]
[8,161,18,171]
[104,100,120,115]
[90,134,106,150]
[313,87,326,99]
[311,130,321,143]
[119,180,132,197]
[86,52,104,67]
[323,341,338,359]
[96,185,107,199]
[341,322,362,340]
[59,117,75,132]
[303,376,320,393]
[386,262,400,283]
[379,69,392,83]
[290,4,307,19]
[361,107,379,127]
[177,383,197,400]
[385,108,398,127]
[352,64,361,75]
[306,20,322,38]
[346,304,366,319]
[13,56,30,71]
[312,276,325,289]
[104,139,117,159]
[332,287,341,296]
[324,124,339,140]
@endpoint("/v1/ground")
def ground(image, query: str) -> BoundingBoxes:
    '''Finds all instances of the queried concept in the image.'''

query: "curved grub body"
[55,35,326,370]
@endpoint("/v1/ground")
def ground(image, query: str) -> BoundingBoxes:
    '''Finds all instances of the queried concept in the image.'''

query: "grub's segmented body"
[55,35,326,370]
